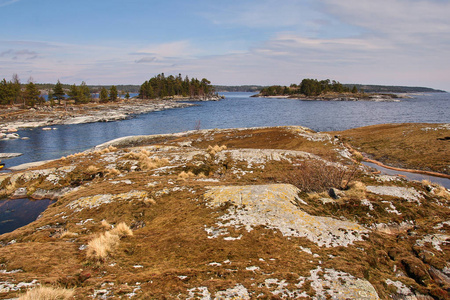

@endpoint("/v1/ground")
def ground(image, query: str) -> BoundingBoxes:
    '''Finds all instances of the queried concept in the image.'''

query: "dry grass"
[124,151,169,170]
[177,171,195,181]
[106,168,121,177]
[86,165,99,174]
[110,222,133,238]
[344,181,367,199]
[143,197,157,205]
[100,219,111,230]
[86,231,120,261]
[207,144,227,156]
[18,286,74,300]
[333,123,450,174]
[59,231,78,239]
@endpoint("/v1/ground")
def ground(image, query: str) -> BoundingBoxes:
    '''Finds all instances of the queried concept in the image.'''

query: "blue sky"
[0,0,449,91]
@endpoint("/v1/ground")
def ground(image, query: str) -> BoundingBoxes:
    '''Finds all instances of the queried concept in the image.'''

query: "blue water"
[1,92,449,168]
[0,198,54,234]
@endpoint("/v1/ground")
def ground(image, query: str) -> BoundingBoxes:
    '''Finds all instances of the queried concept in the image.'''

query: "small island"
[252,78,411,101]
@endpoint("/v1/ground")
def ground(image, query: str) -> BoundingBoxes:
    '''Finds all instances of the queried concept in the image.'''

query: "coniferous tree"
[53,80,65,103]
[24,81,40,107]
[79,81,91,103]
[100,87,108,103]
[109,85,118,101]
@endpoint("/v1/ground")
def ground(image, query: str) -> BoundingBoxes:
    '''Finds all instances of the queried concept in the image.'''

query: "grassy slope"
[332,123,450,175]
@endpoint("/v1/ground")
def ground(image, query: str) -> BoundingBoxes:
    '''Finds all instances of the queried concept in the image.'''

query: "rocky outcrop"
[204,184,368,247]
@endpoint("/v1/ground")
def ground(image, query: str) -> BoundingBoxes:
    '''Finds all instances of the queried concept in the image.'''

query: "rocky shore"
[0,95,223,134]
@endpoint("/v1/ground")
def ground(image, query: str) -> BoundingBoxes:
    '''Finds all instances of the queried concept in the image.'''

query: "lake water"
[1,92,448,168]
[0,92,448,234]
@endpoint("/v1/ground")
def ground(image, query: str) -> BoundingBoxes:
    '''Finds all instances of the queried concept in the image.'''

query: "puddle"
[363,161,450,189]
[0,198,54,235]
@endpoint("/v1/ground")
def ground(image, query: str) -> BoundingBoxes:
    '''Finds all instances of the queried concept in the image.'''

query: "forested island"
[252,78,399,101]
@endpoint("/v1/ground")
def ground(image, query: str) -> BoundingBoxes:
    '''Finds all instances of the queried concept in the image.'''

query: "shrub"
[281,159,359,193]
[19,286,74,300]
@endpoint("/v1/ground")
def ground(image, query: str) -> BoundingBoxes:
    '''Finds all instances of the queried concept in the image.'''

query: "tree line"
[139,73,214,99]
[259,79,358,97]
[0,75,126,106]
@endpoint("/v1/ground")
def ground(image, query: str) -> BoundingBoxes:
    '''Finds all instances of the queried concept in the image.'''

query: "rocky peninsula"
[0,95,223,138]
[0,125,448,299]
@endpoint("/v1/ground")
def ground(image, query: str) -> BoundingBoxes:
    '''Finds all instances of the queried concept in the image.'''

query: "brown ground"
[331,123,450,175]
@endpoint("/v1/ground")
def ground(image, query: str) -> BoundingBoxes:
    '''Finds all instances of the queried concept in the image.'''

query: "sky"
[0,0,449,91]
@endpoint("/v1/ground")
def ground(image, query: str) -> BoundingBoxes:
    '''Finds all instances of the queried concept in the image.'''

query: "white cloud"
[135,41,198,59]
[0,0,19,8]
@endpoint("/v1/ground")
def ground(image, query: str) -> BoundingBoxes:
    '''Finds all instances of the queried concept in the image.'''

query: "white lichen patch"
[0,279,39,293]
[361,199,374,210]
[382,201,402,215]
[187,285,250,300]
[214,284,250,299]
[416,234,449,251]
[204,184,368,247]
[385,279,414,296]
[297,267,380,300]
[367,186,423,204]
[215,149,316,166]
[67,190,149,211]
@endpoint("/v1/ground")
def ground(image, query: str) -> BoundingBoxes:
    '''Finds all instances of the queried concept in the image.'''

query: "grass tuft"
[207,144,227,156]
[86,231,120,261]
[18,286,74,300]
[59,231,78,239]
[110,222,133,238]
[177,171,195,181]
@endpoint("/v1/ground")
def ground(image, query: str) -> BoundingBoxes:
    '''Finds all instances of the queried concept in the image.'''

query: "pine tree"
[53,80,65,103]
[100,87,109,103]
[24,81,40,107]
[109,85,118,101]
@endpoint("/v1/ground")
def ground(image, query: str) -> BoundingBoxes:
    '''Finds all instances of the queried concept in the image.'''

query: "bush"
[281,159,359,193]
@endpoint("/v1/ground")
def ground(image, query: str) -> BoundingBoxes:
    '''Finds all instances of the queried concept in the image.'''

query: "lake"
[0,92,449,234]
[1,92,449,168]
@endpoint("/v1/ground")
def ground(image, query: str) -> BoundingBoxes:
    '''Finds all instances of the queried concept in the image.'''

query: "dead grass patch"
[59,231,78,239]
[110,222,133,238]
[177,171,196,181]
[18,286,74,300]
[101,220,111,230]
[87,231,120,261]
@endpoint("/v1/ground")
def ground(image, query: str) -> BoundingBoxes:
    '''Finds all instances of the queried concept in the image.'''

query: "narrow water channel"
[363,161,450,189]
